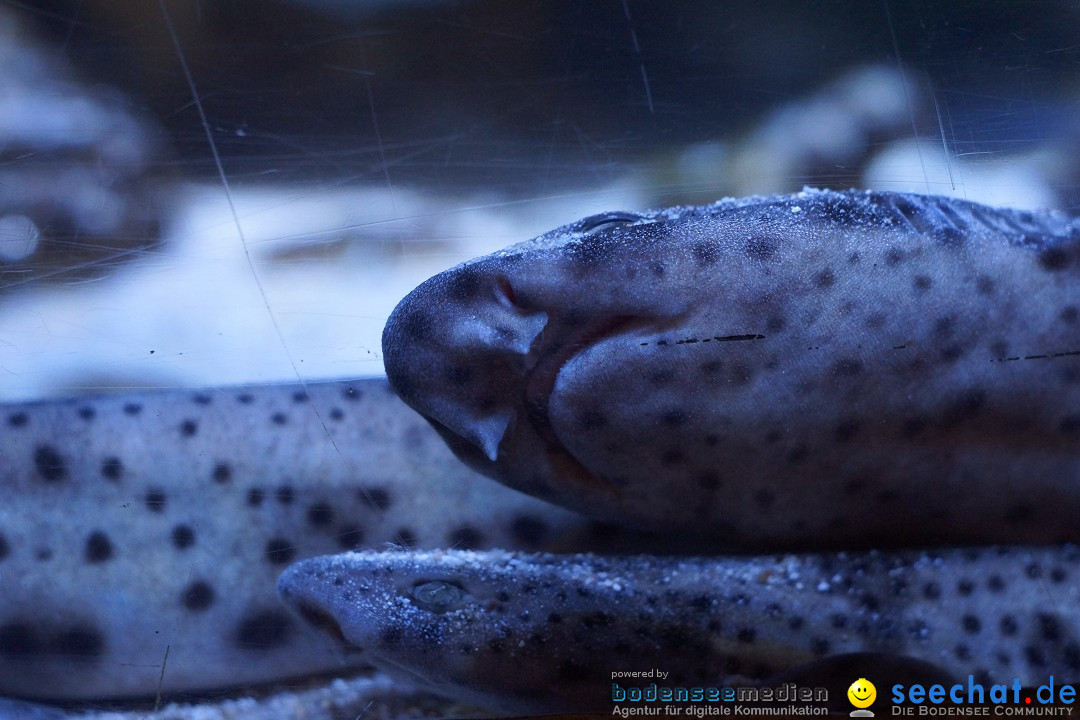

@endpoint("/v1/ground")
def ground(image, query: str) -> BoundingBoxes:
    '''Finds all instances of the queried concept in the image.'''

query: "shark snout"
[382,264,548,468]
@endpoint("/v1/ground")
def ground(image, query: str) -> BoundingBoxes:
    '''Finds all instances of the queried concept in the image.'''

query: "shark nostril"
[426,416,498,468]
[496,275,518,308]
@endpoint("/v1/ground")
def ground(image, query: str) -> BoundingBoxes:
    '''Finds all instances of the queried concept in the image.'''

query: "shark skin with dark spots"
[0,378,618,702]
[280,546,1080,713]
[382,188,1080,550]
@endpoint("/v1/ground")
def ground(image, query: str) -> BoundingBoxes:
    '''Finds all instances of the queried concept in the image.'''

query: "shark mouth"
[518,314,652,495]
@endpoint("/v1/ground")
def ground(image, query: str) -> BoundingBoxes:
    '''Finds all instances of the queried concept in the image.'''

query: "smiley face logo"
[848,678,876,709]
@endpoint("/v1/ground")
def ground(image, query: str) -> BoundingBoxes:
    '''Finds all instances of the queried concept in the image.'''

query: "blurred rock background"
[1,0,1078,400]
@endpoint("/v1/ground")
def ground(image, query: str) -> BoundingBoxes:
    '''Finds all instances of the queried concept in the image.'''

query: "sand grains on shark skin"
[280,546,1080,713]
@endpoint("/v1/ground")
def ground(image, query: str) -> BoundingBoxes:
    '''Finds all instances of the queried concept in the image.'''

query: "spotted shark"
[382,188,1080,549]
[6,188,1080,715]
[0,378,621,702]
[280,545,1080,713]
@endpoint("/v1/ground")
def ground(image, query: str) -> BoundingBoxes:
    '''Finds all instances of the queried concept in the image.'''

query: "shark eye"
[576,211,645,236]
[412,580,466,612]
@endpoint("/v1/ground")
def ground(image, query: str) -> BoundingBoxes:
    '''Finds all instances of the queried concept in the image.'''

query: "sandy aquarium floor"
[1,1,1078,718]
